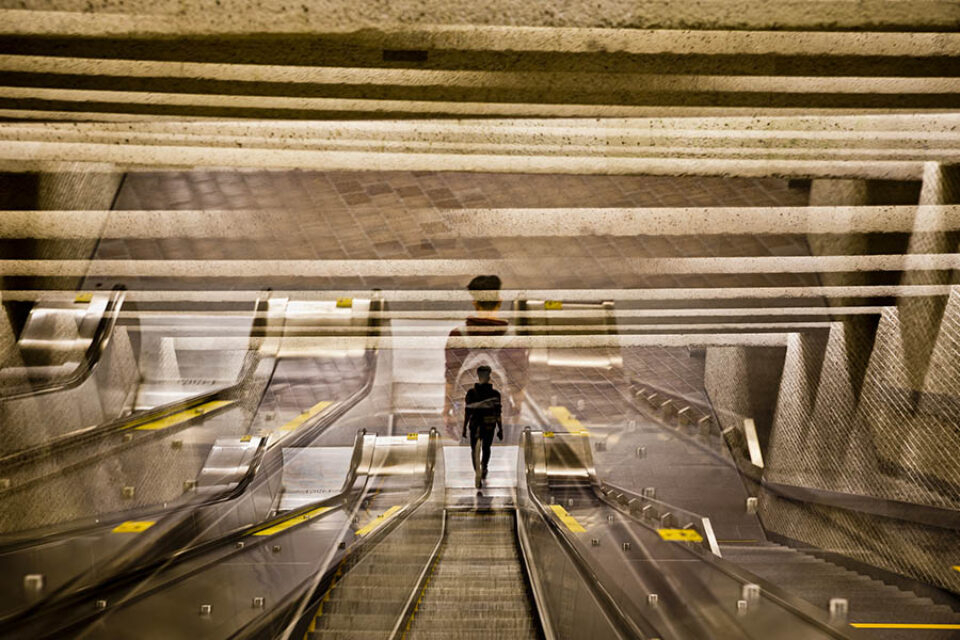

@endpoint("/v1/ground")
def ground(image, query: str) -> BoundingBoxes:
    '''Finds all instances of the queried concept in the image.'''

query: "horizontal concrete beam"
[0,141,926,180]
[4,254,960,277]
[0,210,271,238]
[3,112,957,132]
[5,206,960,240]
[3,55,958,96]
[1,285,954,302]
[2,9,960,36]
[10,115,960,139]
[443,206,960,236]
[6,122,958,151]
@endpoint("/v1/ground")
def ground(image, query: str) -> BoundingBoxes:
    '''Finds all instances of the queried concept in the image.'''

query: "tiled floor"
[92,170,815,291]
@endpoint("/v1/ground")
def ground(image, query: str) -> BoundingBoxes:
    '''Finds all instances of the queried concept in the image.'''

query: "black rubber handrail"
[520,430,653,640]
[0,286,126,401]
[227,428,441,640]
[4,428,380,639]
[0,333,381,630]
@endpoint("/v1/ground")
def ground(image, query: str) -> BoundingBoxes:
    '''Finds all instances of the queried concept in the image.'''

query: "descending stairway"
[405,510,540,640]
[720,543,960,640]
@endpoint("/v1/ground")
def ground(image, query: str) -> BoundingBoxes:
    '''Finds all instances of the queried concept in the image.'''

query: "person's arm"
[462,389,472,439]
[496,391,504,440]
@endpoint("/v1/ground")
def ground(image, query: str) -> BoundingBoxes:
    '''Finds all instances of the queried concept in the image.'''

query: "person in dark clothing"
[461,365,503,489]
[444,274,529,440]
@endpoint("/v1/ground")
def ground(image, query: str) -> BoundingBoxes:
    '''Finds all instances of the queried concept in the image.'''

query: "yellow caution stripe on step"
[356,505,401,536]
[550,504,586,533]
[251,506,332,536]
[131,400,234,431]
[278,401,332,432]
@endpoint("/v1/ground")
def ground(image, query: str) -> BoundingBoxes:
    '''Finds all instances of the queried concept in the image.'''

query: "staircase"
[405,510,539,640]
[720,543,960,639]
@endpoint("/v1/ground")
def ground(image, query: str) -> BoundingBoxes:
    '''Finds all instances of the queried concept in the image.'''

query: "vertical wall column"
[704,345,786,476]
[0,162,123,292]
[0,292,17,367]
[897,162,960,399]
[806,179,880,402]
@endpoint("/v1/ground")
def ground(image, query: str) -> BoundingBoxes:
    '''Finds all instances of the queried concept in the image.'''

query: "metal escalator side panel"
[230,429,443,640]
[518,428,642,640]
[0,286,125,400]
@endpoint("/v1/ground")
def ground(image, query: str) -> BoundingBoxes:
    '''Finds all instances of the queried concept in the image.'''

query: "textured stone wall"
[704,345,786,464]
[762,290,960,592]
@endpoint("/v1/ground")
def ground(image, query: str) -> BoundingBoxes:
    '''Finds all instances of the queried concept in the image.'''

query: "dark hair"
[477,365,492,378]
[467,275,501,311]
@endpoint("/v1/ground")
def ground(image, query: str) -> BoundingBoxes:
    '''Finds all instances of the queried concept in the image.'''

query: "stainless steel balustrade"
[0,287,125,398]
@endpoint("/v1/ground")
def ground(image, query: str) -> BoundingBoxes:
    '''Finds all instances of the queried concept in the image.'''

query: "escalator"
[403,511,539,640]
[0,295,385,627]
[310,510,540,640]
[297,425,854,640]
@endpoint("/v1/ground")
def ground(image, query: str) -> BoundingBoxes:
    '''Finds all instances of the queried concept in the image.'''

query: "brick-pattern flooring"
[93,170,814,291]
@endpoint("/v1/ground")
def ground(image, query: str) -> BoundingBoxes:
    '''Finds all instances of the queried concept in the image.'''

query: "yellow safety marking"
[277,400,332,432]
[240,434,252,443]
[544,300,563,310]
[548,406,590,436]
[74,293,93,303]
[336,297,353,308]
[952,565,960,573]
[407,433,418,440]
[544,431,555,438]
[850,624,960,630]
[550,504,587,533]
[112,520,155,533]
[658,528,704,542]
[356,505,402,536]
[132,400,234,431]
[251,506,332,536]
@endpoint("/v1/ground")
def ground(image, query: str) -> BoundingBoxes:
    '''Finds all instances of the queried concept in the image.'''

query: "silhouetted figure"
[444,274,528,440]
[462,365,503,489]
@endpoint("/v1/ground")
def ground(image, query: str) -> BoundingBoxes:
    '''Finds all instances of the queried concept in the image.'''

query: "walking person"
[444,274,528,441]
[461,365,503,489]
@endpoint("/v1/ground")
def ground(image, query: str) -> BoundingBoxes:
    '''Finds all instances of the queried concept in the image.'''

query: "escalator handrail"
[597,483,852,638]
[599,480,722,557]
[0,286,126,401]
[0,302,376,543]
[514,502,558,640]
[11,429,376,638]
[386,508,448,640]
[6,349,377,607]
[520,429,650,640]
[0,338,377,626]
[232,428,441,640]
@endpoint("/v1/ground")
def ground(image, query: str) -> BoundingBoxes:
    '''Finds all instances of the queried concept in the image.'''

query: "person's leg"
[473,439,483,488]
[480,429,494,477]
[469,429,480,472]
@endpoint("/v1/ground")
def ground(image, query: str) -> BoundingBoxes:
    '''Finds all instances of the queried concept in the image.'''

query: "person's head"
[477,365,491,384]
[467,274,502,313]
